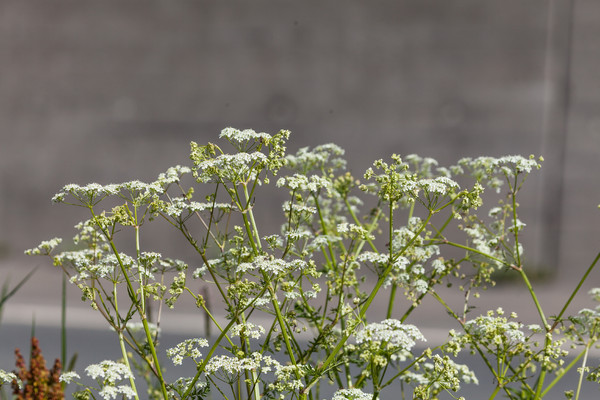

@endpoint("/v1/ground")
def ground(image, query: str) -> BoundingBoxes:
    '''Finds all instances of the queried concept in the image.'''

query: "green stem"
[540,346,587,397]
[303,211,433,395]
[61,274,67,365]
[90,208,168,399]
[510,189,522,267]
[575,344,590,400]
[552,250,600,331]
[488,385,501,400]
[243,183,262,251]
[386,201,396,318]
[345,197,378,252]
[261,272,300,372]
[182,317,239,399]
[113,284,140,400]
[519,269,548,329]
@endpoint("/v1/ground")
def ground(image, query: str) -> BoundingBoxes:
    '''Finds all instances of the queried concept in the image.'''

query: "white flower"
[0,369,20,388]
[204,352,279,376]
[167,338,209,366]
[495,155,540,174]
[417,176,459,195]
[431,258,446,274]
[414,279,429,294]
[589,288,600,302]
[285,143,346,171]
[357,251,388,265]
[24,237,62,256]
[155,165,191,186]
[195,152,267,183]
[220,127,272,143]
[230,323,266,339]
[98,384,136,400]
[59,371,81,384]
[331,388,373,400]
[277,174,332,193]
[85,360,133,383]
[355,319,426,351]
[237,256,307,275]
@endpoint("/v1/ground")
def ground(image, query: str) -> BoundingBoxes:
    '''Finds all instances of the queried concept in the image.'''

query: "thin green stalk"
[574,344,589,400]
[182,317,239,399]
[314,194,338,268]
[185,287,235,347]
[488,385,501,400]
[540,347,587,397]
[239,312,261,400]
[303,211,433,395]
[113,284,140,400]
[61,274,67,368]
[262,272,299,370]
[90,208,168,399]
[345,197,378,252]
[386,284,398,319]
[429,290,501,383]
[243,183,262,251]
[518,268,548,329]
[552,250,600,331]
[437,240,508,267]
[386,201,396,318]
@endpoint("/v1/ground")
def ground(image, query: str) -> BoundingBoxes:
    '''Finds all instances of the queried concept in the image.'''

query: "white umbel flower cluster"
[167,338,209,366]
[331,388,373,400]
[355,319,426,351]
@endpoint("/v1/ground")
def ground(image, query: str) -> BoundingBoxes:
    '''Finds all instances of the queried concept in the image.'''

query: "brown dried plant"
[12,336,63,400]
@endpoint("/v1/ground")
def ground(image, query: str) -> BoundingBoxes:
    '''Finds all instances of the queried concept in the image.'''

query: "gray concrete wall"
[1,1,598,282]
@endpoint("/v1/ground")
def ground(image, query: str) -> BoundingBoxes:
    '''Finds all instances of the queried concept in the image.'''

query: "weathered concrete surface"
[0,1,598,286]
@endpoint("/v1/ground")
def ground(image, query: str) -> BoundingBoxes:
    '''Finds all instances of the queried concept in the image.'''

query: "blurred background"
[0,0,599,385]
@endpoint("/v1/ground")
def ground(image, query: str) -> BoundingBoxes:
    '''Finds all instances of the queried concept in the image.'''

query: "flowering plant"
[7,127,600,399]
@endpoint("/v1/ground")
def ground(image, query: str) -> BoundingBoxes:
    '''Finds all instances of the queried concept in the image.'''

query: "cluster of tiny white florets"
[566,291,600,341]
[417,354,478,394]
[83,360,136,400]
[277,173,333,193]
[52,181,164,206]
[167,338,209,366]
[220,127,272,144]
[462,309,527,347]
[495,155,541,174]
[58,371,80,384]
[336,223,374,240]
[285,143,346,172]
[0,369,20,389]
[589,287,600,302]
[157,197,232,218]
[167,377,208,397]
[24,237,62,256]
[306,234,342,252]
[462,224,503,263]
[416,176,460,196]
[154,165,191,187]
[269,364,307,393]
[204,352,280,378]
[85,360,133,382]
[230,323,266,339]
[331,388,373,400]
[194,152,268,183]
[237,255,307,275]
[355,319,426,351]
[282,201,317,215]
[457,155,542,193]
[405,154,439,175]
[285,228,313,242]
